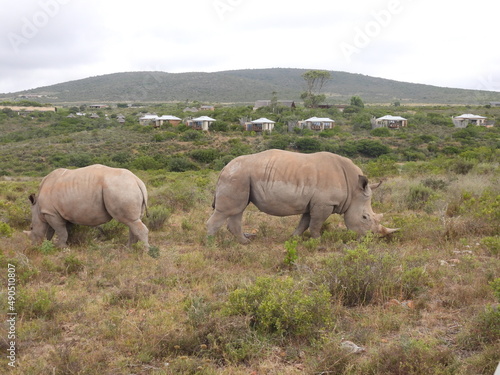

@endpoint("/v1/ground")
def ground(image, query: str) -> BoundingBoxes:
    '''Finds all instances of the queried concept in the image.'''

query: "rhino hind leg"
[227,212,250,244]
[207,210,226,235]
[292,213,311,237]
[127,220,149,250]
[207,210,250,244]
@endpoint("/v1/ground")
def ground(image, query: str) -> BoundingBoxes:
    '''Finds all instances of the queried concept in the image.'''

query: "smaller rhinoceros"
[207,149,397,243]
[25,164,149,249]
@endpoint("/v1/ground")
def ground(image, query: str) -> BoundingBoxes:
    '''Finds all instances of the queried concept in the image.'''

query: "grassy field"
[0,104,499,374]
[1,167,499,374]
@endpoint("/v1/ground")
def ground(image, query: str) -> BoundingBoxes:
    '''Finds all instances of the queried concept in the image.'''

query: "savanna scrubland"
[0,102,499,374]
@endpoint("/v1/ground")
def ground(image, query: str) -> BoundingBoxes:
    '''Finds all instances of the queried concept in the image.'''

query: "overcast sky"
[1,0,498,94]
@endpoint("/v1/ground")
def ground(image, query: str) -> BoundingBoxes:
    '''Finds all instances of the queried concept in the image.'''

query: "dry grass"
[0,167,499,374]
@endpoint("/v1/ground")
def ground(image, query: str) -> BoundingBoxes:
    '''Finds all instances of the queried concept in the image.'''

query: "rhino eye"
[362,215,368,220]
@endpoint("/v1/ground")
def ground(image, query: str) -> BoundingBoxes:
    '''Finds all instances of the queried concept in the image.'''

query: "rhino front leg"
[227,212,250,244]
[45,217,69,247]
[292,213,311,237]
[309,206,332,238]
[45,226,55,241]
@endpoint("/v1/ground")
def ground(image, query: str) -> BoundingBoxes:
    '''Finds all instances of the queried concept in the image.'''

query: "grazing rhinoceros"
[25,164,150,249]
[207,149,397,243]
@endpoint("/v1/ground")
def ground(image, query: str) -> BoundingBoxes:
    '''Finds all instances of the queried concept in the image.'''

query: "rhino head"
[23,193,50,244]
[343,176,398,236]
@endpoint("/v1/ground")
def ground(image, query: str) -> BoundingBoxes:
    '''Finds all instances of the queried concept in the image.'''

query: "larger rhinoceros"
[207,149,397,243]
[25,164,149,249]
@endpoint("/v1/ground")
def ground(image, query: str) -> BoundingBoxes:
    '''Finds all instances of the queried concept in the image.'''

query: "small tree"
[301,70,331,108]
[350,96,364,108]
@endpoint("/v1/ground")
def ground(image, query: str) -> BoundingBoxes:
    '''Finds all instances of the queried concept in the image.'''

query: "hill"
[2,68,500,105]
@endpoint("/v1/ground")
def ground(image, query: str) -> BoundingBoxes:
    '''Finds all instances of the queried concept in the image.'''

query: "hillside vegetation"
[0,102,499,374]
[2,68,500,105]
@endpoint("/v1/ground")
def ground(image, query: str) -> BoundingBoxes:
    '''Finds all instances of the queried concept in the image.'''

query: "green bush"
[318,238,404,306]
[146,205,171,231]
[68,153,93,168]
[266,135,290,150]
[355,139,391,157]
[168,156,199,172]
[481,236,500,256]
[370,127,391,137]
[401,266,431,299]
[152,131,177,142]
[225,276,332,338]
[490,278,500,301]
[111,152,132,166]
[189,148,221,164]
[64,254,84,274]
[132,155,162,170]
[17,288,57,318]
[449,158,475,174]
[180,130,204,142]
[40,240,58,254]
[457,305,500,350]
[0,221,13,237]
[407,184,434,210]
[369,338,457,374]
[294,137,322,153]
[283,239,298,266]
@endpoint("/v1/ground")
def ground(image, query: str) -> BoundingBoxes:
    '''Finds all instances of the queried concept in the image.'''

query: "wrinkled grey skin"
[25,165,149,249]
[207,149,397,244]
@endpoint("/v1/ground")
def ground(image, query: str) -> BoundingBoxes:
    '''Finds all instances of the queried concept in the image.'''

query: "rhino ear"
[28,193,37,205]
[358,175,369,192]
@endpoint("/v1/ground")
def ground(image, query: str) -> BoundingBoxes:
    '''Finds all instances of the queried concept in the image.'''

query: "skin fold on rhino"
[24,164,150,250]
[207,149,398,244]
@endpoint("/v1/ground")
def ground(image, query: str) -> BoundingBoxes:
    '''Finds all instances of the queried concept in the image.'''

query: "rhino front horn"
[379,225,399,236]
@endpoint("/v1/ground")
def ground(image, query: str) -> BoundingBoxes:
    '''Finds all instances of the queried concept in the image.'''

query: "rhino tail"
[138,180,149,217]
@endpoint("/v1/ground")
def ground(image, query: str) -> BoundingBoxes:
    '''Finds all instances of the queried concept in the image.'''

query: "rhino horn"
[378,225,399,236]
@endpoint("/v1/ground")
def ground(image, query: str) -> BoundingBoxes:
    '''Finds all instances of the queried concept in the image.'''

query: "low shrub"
[457,305,500,350]
[224,276,332,338]
[490,278,500,301]
[132,155,162,170]
[39,240,58,255]
[401,266,431,299]
[180,130,205,142]
[367,338,457,374]
[407,184,434,210]
[283,239,298,266]
[0,221,13,237]
[145,205,171,231]
[318,240,398,306]
[480,236,500,256]
[63,254,84,274]
[449,158,475,175]
[294,137,322,153]
[168,156,199,172]
[371,127,391,137]
[189,148,221,164]
[17,288,57,319]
